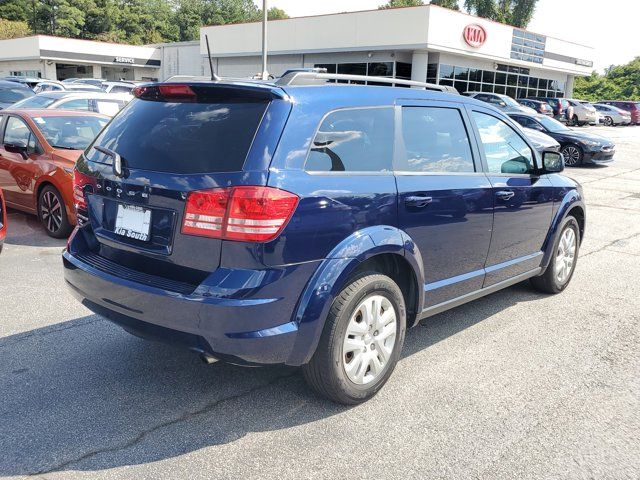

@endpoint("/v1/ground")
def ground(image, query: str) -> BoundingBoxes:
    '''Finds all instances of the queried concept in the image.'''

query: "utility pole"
[32,0,37,34]
[261,0,269,80]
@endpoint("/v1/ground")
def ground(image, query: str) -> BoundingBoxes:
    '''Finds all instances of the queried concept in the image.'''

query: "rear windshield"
[11,95,55,109]
[0,86,34,103]
[86,98,268,173]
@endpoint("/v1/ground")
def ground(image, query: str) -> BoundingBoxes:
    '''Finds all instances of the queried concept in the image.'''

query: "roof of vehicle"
[154,80,493,112]
[11,109,110,119]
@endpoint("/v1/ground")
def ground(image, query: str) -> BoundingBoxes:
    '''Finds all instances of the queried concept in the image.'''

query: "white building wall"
[0,60,43,78]
[201,7,431,57]
[158,42,202,80]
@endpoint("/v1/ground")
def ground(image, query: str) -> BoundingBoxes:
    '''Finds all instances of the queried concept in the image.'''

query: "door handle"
[496,190,515,201]
[405,195,433,208]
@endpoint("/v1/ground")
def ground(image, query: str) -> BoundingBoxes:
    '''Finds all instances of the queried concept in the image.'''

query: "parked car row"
[464,90,638,127]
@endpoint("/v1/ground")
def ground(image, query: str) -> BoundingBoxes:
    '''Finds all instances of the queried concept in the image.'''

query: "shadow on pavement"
[0,282,543,476]
[3,209,67,248]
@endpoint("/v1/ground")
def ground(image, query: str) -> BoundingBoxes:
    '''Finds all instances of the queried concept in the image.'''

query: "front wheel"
[604,116,613,126]
[531,216,580,294]
[561,144,583,167]
[302,273,406,404]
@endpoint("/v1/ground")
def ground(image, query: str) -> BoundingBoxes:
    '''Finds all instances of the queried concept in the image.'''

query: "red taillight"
[158,84,196,100]
[181,186,299,242]
[73,169,96,211]
[134,84,197,102]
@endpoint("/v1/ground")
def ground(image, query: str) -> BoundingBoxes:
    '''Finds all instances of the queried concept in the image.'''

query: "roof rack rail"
[275,71,457,93]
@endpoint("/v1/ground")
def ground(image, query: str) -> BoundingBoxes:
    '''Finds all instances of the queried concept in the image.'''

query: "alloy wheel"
[555,226,576,284]
[604,116,613,126]
[342,294,397,385]
[562,146,581,166]
[40,190,63,233]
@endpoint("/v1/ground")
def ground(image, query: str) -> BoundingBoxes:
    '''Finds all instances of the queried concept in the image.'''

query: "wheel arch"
[285,226,425,366]
[540,188,585,270]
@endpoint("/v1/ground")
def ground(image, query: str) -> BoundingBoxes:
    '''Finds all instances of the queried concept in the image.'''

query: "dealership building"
[0,5,594,97]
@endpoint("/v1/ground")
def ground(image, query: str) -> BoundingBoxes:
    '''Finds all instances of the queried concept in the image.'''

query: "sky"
[254,0,638,72]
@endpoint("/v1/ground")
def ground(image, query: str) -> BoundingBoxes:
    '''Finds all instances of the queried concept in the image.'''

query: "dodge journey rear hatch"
[72,82,292,291]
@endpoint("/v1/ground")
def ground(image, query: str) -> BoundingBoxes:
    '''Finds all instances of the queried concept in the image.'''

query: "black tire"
[561,144,583,167]
[302,273,406,405]
[604,116,613,127]
[38,185,72,238]
[531,216,580,294]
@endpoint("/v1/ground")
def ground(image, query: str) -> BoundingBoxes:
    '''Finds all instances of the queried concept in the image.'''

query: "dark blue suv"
[63,73,585,404]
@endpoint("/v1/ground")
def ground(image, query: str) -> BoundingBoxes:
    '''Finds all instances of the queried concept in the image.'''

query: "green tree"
[0,18,30,39]
[574,57,640,101]
[0,0,32,23]
[430,0,459,9]
[379,0,424,9]
[267,6,288,20]
[464,0,538,28]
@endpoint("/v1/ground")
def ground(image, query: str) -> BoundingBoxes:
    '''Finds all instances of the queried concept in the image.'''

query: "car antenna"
[205,35,221,81]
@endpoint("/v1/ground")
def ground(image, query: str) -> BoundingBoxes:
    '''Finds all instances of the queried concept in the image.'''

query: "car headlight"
[581,140,601,147]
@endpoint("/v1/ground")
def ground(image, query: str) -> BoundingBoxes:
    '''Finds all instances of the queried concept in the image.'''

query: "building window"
[368,62,393,77]
[395,62,412,80]
[433,62,564,99]
[10,70,41,78]
[511,29,546,64]
[312,61,411,85]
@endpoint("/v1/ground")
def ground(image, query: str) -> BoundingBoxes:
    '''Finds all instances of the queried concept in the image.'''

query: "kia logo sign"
[463,24,487,48]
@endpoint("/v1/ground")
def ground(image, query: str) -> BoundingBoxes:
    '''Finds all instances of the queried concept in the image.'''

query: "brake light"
[181,186,299,242]
[73,168,96,211]
[133,84,196,102]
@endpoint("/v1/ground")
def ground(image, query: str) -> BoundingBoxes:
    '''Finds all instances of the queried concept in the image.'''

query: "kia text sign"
[463,24,487,48]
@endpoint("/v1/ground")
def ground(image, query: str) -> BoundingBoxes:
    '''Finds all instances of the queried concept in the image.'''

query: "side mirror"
[4,143,28,159]
[542,151,564,173]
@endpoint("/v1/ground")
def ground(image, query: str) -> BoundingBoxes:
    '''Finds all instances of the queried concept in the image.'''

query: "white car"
[7,91,129,117]
[593,104,632,126]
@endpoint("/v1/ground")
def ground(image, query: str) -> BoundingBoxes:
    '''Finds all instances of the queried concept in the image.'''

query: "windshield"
[10,96,56,109]
[32,116,108,150]
[499,95,520,107]
[0,86,34,103]
[538,115,570,133]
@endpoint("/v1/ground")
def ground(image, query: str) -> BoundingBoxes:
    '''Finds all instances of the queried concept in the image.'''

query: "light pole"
[261,0,269,80]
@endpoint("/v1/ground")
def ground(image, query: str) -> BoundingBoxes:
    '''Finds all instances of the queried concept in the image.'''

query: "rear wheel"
[604,116,613,126]
[38,185,72,238]
[561,144,583,167]
[302,273,406,404]
[531,216,580,294]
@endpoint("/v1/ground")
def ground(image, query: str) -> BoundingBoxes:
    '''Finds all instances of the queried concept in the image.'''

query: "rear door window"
[86,96,269,173]
[306,107,394,172]
[398,106,475,173]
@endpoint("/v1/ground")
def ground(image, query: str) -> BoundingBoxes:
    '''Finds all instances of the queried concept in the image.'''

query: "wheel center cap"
[364,333,372,343]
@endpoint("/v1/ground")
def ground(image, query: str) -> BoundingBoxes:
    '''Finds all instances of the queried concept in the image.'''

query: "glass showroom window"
[436,63,564,98]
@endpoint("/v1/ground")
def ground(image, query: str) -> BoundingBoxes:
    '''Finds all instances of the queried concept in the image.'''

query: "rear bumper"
[63,234,321,366]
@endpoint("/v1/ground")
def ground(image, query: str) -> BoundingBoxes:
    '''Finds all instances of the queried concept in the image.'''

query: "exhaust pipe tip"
[199,353,218,365]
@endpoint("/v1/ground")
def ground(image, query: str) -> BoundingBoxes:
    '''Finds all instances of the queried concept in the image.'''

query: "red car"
[0,188,6,253]
[0,110,108,237]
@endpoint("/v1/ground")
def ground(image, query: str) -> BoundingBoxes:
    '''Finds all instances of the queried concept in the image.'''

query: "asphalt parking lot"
[1,125,639,480]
